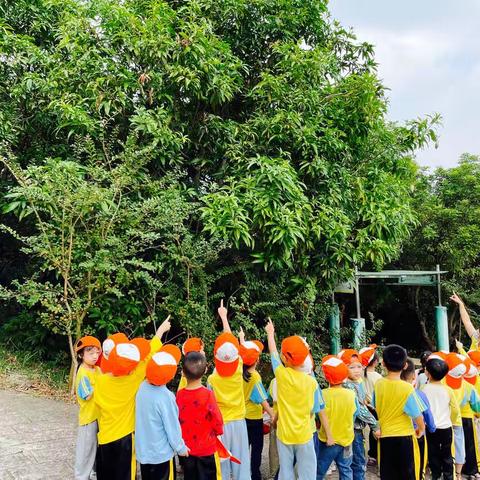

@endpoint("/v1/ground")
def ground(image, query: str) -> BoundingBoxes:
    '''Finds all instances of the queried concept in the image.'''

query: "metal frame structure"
[330,265,449,353]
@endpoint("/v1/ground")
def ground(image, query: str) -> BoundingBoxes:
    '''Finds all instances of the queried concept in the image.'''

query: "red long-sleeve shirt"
[176,386,224,456]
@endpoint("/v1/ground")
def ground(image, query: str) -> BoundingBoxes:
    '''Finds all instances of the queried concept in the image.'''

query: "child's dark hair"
[383,344,408,372]
[426,358,449,381]
[419,351,432,372]
[400,358,415,381]
[243,363,252,382]
[364,352,379,377]
[183,352,207,380]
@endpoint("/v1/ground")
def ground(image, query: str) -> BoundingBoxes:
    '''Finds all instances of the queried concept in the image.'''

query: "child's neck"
[247,365,256,373]
[386,371,402,380]
[81,362,96,371]
[348,377,359,383]
[367,366,376,372]
[429,379,442,384]
[186,378,203,389]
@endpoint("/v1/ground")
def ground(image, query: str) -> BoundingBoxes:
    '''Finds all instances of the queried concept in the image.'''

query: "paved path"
[0,389,379,479]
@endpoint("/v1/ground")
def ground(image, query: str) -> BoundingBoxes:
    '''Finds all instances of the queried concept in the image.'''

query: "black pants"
[463,417,479,475]
[426,427,454,480]
[246,418,264,480]
[417,435,426,480]
[368,408,378,460]
[379,436,417,480]
[182,454,219,480]
[96,433,133,480]
[140,460,176,480]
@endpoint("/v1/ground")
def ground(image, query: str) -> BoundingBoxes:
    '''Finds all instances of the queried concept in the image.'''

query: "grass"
[0,344,72,401]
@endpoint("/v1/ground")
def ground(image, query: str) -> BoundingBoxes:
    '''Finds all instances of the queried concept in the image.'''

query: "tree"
[1,0,437,364]
[1,138,225,388]
[394,154,480,348]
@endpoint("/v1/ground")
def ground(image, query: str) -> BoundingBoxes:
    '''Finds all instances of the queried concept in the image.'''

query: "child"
[422,356,459,480]
[360,345,382,402]
[268,376,280,480]
[401,358,436,480]
[444,352,469,479]
[176,351,224,479]
[264,318,329,480]
[415,351,433,390]
[239,328,274,480]
[74,336,102,480]
[373,344,426,480]
[340,349,380,480]
[458,356,480,477]
[317,355,358,479]
[135,344,189,479]
[359,345,382,465]
[207,300,251,480]
[178,337,205,391]
[94,317,171,480]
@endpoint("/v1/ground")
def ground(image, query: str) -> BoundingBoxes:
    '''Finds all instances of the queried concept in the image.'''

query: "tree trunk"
[67,333,78,396]
[413,287,435,351]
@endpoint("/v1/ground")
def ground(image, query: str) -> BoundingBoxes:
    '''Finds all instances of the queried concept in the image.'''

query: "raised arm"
[450,293,477,339]
[265,318,278,355]
[218,299,231,333]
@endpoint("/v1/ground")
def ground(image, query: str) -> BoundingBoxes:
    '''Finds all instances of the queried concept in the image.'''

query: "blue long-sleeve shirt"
[415,390,436,433]
[135,381,187,464]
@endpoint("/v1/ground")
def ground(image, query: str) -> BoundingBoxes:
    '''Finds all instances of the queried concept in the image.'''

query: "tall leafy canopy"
[0,0,437,366]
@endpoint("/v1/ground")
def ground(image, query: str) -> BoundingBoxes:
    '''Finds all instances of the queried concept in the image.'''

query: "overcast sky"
[329,0,480,169]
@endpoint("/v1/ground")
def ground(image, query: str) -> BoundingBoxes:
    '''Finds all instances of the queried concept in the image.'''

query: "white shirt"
[422,383,452,429]
[364,370,382,401]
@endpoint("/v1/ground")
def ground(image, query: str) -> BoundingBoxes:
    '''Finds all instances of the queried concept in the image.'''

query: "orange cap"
[281,336,309,367]
[468,350,480,367]
[359,345,377,367]
[100,332,129,373]
[130,337,151,362]
[108,342,141,376]
[338,349,361,366]
[445,353,467,389]
[146,344,181,386]
[463,357,478,385]
[322,355,349,385]
[214,333,240,377]
[240,340,264,366]
[182,337,204,356]
[75,336,101,353]
[429,351,448,361]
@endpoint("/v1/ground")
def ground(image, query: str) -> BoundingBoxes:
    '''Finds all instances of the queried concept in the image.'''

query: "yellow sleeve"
[132,335,163,382]
[449,387,462,426]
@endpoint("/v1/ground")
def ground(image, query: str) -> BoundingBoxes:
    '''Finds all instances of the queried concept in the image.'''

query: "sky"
[329,0,480,168]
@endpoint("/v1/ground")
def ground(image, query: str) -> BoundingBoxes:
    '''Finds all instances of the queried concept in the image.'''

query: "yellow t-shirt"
[243,370,268,420]
[446,385,462,427]
[460,380,480,419]
[208,361,245,423]
[319,387,357,447]
[75,365,100,426]
[178,375,187,391]
[373,378,423,437]
[95,336,162,445]
[274,362,318,445]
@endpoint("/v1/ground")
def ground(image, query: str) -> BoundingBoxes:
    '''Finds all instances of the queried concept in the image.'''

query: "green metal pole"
[435,306,449,352]
[328,304,341,354]
[351,317,366,351]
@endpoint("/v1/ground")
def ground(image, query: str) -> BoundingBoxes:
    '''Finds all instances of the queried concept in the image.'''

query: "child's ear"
[402,362,408,371]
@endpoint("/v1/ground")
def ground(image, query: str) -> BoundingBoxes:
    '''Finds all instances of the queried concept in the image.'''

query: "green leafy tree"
[1,139,225,388]
[393,154,480,348]
[1,0,438,367]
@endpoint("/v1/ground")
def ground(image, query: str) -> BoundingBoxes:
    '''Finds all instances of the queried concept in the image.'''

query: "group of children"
[73,299,480,480]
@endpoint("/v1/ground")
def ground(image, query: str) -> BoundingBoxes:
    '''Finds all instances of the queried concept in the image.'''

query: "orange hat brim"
[215,358,239,377]
[446,374,462,390]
